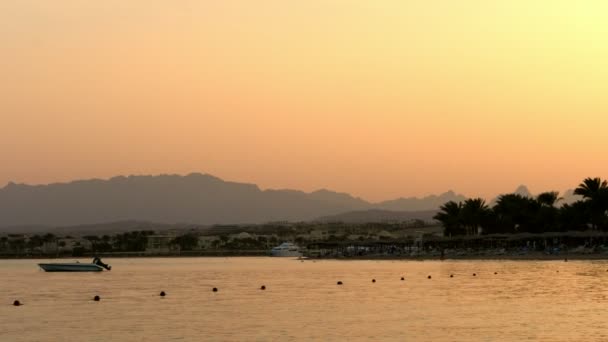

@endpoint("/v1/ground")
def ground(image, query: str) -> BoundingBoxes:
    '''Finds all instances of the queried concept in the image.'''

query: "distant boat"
[270,242,303,257]
[38,257,112,272]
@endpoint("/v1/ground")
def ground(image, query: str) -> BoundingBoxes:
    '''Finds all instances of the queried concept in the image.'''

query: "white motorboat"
[270,242,303,257]
[38,257,112,272]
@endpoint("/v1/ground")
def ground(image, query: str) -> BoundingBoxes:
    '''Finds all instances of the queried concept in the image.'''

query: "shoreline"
[319,254,608,261]
[2,253,608,261]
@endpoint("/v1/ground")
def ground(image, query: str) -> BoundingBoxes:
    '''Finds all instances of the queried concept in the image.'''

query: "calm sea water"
[2,257,608,341]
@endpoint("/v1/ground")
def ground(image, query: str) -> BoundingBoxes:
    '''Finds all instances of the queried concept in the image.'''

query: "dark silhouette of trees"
[436,177,608,236]
[434,199,491,236]
[492,194,539,234]
[537,191,561,207]
[461,198,490,235]
[42,233,56,243]
[434,201,463,236]
[8,237,26,253]
[113,230,154,252]
[559,200,589,231]
[84,235,113,253]
[171,233,199,251]
[535,192,561,233]
[26,235,44,250]
[574,177,608,230]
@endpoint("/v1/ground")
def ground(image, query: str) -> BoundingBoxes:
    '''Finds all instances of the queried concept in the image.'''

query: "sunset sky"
[1,1,607,201]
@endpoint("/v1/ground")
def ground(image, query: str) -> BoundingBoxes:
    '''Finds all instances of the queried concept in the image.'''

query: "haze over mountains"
[0,173,467,228]
[0,173,580,230]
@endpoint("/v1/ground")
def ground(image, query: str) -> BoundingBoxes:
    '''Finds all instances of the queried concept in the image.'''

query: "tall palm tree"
[493,193,538,233]
[434,201,464,237]
[535,191,562,233]
[574,177,608,230]
[460,198,489,235]
[574,177,608,198]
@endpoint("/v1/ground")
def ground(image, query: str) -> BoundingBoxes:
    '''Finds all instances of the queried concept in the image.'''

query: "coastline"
[319,253,608,261]
[3,252,608,261]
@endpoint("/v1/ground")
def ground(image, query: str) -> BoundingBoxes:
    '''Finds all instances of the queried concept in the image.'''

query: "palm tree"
[493,194,538,233]
[559,200,590,231]
[536,191,562,207]
[574,177,608,198]
[460,198,490,235]
[574,177,608,230]
[434,201,464,237]
[536,191,562,232]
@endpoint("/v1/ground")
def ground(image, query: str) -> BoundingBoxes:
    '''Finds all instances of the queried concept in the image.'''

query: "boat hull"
[270,242,303,257]
[270,250,303,257]
[38,263,105,272]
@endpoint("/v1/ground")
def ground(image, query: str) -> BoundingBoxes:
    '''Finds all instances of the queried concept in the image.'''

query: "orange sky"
[1,1,607,201]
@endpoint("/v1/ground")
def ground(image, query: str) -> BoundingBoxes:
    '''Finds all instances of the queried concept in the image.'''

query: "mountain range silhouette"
[0,173,466,227]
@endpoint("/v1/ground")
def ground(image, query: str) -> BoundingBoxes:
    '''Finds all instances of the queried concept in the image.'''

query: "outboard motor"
[93,257,112,271]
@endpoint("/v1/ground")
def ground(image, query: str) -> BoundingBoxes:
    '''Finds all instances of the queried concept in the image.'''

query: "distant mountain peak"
[4,181,18,188]
[561,188,582,205]
[514,185,532,197]
[375,190,467,211]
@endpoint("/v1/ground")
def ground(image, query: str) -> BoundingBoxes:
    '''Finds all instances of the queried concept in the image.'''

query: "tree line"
[434,177,608,236]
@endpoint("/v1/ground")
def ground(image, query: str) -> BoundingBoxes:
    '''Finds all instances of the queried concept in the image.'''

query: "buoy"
[428,275,432,279]
[13,300,21,306]
[494,272,498,275]
[93,295,100,302]
[400,277,405,281]
[372,279,376,283]
[450,274,454,278]
[337,281,343,285]
[160,291,166,297]
[260,285,266,290]
[564,258,568,262]
[473,273,477,277]
[212,287,218,292]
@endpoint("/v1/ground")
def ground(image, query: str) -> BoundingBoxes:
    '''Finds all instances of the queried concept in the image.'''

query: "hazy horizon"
[0,171,581,203]
[3,1,608,202]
